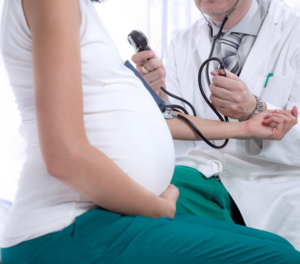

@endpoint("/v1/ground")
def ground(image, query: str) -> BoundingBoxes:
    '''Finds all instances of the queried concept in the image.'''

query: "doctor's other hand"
[244,106,298,140]
[159,184,179,219]
[131,48,167,102]
[210,69,258,121]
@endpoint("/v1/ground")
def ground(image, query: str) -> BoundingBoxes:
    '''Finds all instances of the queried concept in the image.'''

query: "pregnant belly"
[83,86,175,196]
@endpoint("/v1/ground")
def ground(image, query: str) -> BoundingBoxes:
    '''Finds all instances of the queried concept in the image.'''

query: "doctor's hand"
[131,48,167,102]
[244,106,298,140]
[210,69,258,121]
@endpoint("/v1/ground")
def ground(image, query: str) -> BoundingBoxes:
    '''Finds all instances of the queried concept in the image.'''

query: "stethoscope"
[128,0,241,149]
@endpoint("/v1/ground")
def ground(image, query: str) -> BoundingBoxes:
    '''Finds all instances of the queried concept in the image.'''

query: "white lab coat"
[164,0,300,250]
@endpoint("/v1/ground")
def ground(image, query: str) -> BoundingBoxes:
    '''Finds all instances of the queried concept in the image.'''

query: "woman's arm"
[23,0,177,219]
[166,113,244,141]
[166,108,298,141]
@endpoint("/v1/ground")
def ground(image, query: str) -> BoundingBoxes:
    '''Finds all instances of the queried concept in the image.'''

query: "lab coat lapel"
[239,1,283,84]
[193,21,215,85]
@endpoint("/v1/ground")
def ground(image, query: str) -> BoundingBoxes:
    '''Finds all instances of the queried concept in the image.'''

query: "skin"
[132,0,262,121]
[22,0,297,220]
[22,0,179,220]
[169,108,298,142]
[194,0,251,29]
[210,69,258,120]
[134,49,168,102]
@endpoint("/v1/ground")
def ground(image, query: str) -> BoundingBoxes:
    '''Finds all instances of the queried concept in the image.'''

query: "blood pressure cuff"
[124,60,165,112]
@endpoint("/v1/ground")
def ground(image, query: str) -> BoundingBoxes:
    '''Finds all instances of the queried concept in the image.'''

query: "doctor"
[132,0,300,250]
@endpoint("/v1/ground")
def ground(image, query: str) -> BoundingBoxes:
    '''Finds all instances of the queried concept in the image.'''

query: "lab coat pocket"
[256,73,296,109]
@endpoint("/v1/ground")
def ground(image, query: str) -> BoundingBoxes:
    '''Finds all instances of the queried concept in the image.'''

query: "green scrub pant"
[2,166,300,263]
[1,208,300,263]
[171,166,245,225]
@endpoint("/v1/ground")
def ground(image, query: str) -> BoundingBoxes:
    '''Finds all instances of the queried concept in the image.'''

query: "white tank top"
[0,0,175,247]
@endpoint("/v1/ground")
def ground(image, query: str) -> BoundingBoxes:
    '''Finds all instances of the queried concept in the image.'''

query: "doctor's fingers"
[141,68,166,83]
[210,84,236,101]
[150,78,167,93]
[131,50,155,66]
[142,58,165,73]
[210,95,229,107]
[210,96,232,113]
[211,69,240,81]
[212,75,243,91]
[136,60,165,78]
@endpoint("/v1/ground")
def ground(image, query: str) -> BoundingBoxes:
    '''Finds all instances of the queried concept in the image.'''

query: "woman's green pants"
[171,165,245,225]
[2,166,300,263]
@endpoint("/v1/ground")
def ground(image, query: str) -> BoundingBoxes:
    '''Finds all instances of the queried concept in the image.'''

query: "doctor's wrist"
[263,102,267,111]
[239,95,257,121]
[240,95,267,121]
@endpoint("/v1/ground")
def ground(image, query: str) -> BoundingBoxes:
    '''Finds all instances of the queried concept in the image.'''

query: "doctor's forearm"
[166,113,246,141]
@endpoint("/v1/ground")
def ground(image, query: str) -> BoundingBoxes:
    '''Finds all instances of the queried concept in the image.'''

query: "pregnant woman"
[0,0,299,263]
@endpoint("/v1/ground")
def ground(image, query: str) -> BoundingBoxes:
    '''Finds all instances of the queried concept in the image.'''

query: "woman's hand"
[159,184,179,219]
[244,106,298,140]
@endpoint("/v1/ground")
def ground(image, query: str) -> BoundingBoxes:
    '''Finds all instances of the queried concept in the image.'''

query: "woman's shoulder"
[1,0,31,55]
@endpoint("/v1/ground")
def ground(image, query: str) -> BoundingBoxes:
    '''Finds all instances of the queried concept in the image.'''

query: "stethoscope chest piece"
[128,30,151,53]
[163,108,178,120]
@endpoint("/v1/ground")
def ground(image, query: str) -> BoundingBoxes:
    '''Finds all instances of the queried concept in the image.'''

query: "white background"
[0,0,300,202]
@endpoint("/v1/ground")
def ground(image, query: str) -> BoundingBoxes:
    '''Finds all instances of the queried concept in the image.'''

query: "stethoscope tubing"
[128,0,241,149]
[165,16,231,148]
